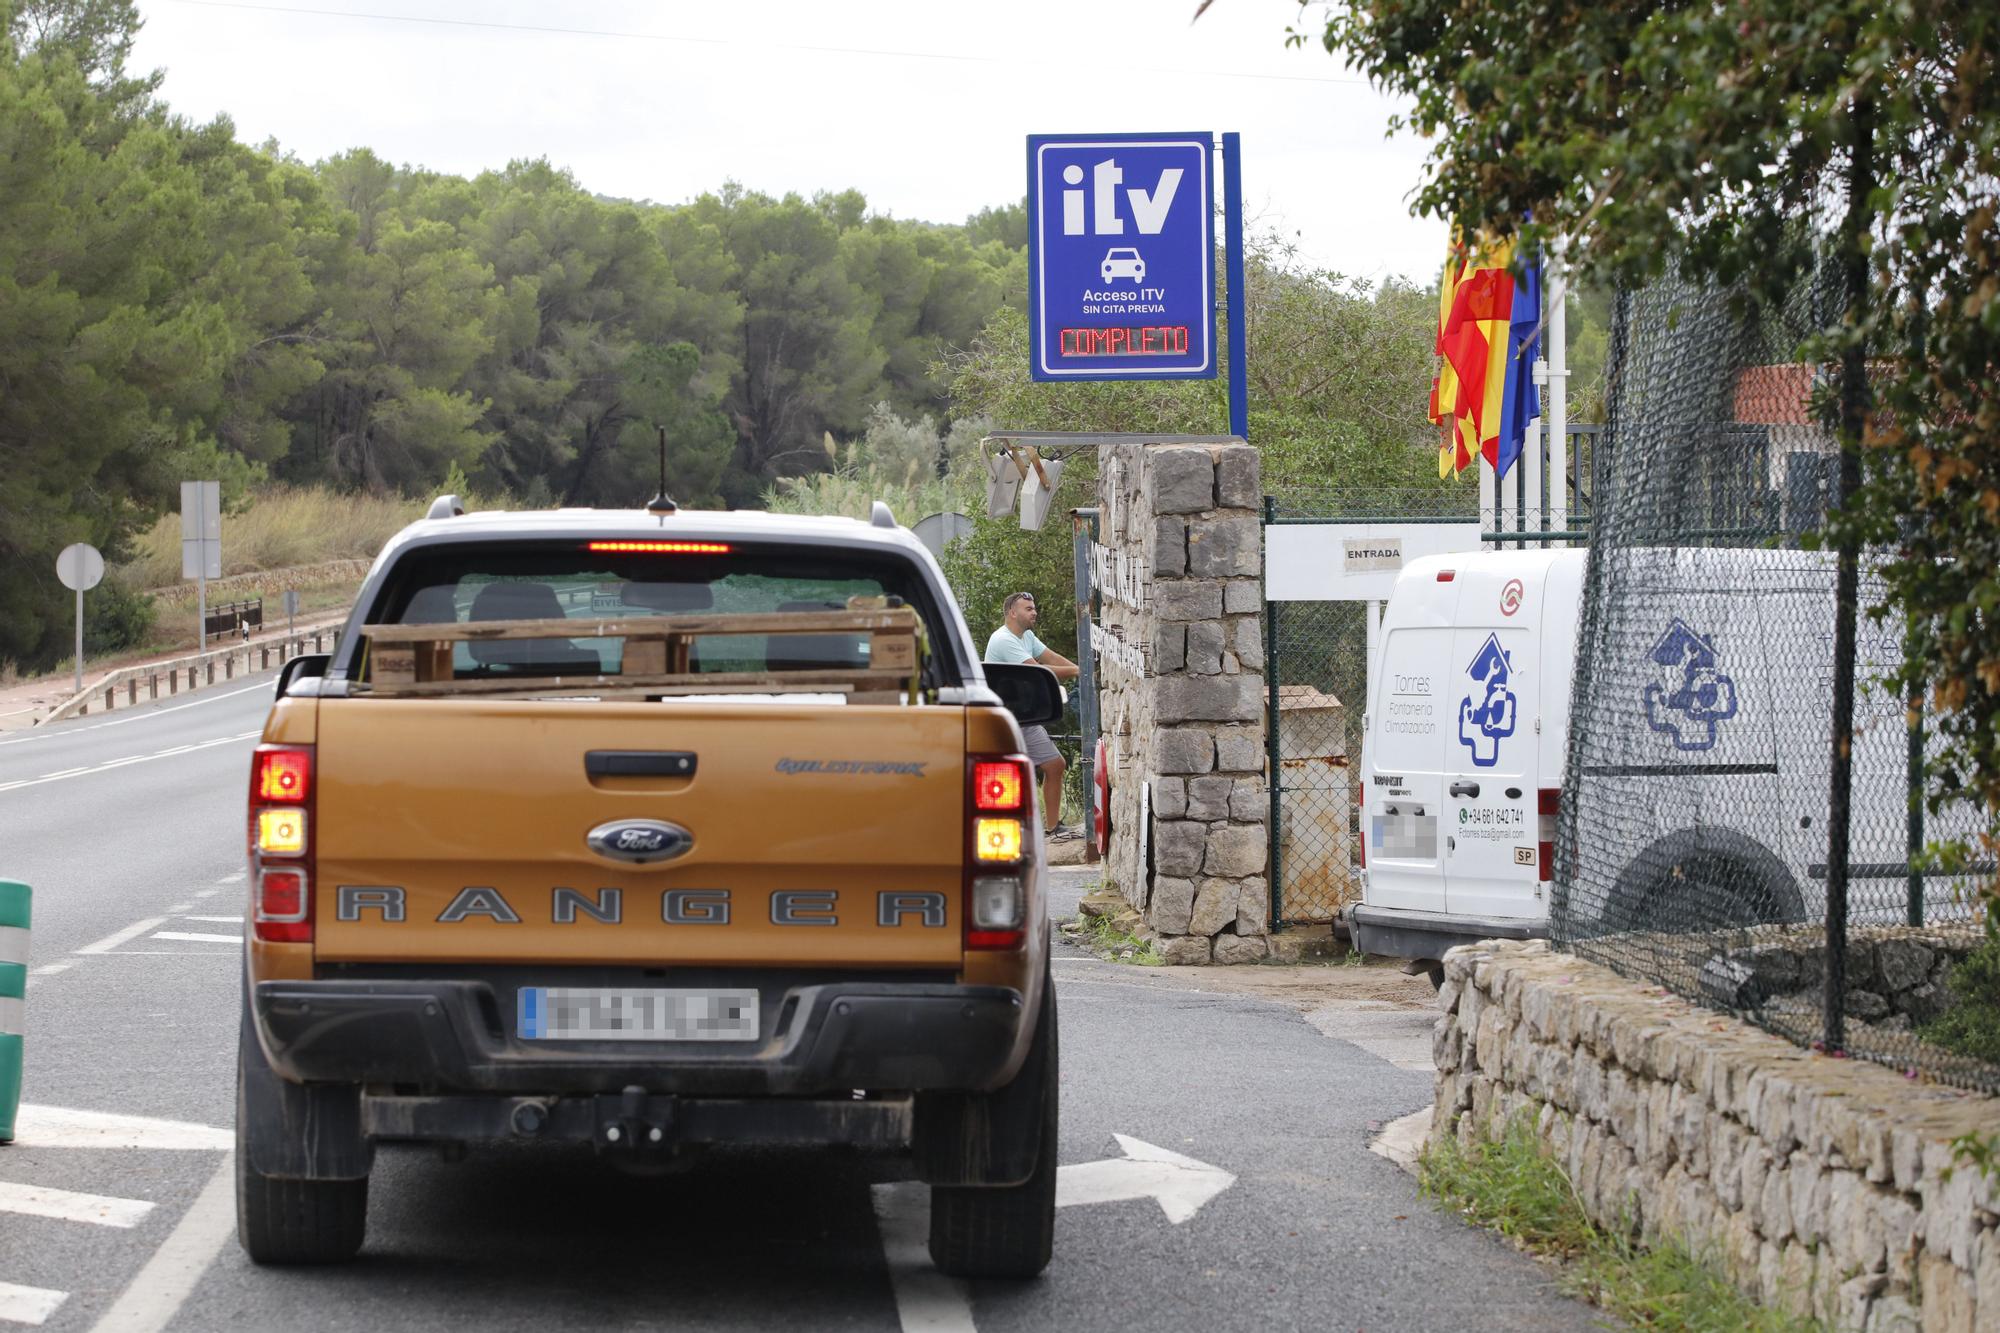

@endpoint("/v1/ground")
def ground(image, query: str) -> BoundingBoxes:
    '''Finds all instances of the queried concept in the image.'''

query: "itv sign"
[1027,134,1216,381]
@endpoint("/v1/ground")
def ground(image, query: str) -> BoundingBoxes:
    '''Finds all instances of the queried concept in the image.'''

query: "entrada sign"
[1027,133,1216,381]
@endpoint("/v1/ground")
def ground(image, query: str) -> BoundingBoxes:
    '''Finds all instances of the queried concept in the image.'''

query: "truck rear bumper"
[1345,902,1545,963]
[252,977,1026,1096]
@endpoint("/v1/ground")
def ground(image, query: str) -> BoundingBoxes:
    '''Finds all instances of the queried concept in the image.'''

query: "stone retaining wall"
[1434,939,2000,1331]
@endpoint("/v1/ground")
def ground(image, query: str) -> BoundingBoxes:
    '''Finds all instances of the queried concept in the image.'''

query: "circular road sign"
[56,543,105,592]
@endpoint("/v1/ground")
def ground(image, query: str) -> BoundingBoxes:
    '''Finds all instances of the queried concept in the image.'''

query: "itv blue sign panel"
[1027,133,1215,381]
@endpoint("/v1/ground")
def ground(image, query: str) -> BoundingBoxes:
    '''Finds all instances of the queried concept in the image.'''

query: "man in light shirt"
[984,592,1081,839]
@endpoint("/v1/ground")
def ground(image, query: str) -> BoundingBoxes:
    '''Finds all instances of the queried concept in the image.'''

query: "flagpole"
[1548,253,1569,536]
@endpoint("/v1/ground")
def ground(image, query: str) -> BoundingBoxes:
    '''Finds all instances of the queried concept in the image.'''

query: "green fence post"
[0,879,27,1142]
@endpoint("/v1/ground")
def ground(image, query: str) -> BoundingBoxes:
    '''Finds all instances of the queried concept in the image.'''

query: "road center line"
[0,731,260,794]
[870,1182,978,1333]
[151,932,241,945]
[75,918,170,956]
[180,916,242,924]
[0,1280,67,1327]
[0,1181,155,1229]
[90,1155,236,1333]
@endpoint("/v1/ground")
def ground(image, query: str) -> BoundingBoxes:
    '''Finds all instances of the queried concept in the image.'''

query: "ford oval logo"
[586,819,693,865]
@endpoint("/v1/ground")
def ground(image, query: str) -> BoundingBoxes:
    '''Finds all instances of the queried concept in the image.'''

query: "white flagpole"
[1549,253,1570,536]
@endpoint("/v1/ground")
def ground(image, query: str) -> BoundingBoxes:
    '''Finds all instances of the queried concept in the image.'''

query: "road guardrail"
[37,624,345,727]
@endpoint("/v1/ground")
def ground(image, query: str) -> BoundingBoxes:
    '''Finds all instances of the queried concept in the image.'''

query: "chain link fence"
[1550,264,1998,1094]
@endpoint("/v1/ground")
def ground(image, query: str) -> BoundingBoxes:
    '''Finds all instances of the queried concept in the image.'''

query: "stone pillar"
[1094,440,1268,963]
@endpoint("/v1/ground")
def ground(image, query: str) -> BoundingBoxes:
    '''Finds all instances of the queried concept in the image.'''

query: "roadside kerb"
[0,880,27,1142]
[36,622,345,727]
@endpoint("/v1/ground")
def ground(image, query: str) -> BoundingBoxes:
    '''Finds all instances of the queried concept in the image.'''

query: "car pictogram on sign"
[1100,248,1145,283]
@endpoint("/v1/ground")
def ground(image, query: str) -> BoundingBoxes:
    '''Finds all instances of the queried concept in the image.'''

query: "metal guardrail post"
[0,879,27,1142]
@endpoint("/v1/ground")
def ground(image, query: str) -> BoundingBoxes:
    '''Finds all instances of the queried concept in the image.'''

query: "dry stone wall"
[1435,939,2000,1331]
[1095,439,1270,964]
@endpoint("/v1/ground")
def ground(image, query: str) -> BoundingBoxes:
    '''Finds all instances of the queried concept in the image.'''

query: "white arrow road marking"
[0,1181,155,1229]
[1055,1134,1235,1224]
[870,1182,975,1333]
[8,1106,231,1152]
[89,1156,235,1333]
[149,933,241,945]
[0,1280,67,1326]
[75,919,170,956]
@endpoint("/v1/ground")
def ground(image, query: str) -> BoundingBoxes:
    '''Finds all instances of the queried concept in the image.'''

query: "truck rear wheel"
[235,1014,368,1265]
[927,979,1058,1279]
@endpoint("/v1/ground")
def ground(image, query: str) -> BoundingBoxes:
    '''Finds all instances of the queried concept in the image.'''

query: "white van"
[1347,546,1980,982]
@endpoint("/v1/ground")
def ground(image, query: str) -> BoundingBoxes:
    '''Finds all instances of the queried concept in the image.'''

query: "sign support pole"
[1221,133,1248,441]
[74,587,84,695]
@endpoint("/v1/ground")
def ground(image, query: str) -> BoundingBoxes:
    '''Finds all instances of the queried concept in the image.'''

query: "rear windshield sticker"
[1644,619,1739,752]
[1457,633,1517,768]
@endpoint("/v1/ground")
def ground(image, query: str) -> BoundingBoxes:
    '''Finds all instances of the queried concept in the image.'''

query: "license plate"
[517,987,759,1042]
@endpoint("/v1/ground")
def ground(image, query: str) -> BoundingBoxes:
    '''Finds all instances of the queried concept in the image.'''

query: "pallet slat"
[358,606,927,702]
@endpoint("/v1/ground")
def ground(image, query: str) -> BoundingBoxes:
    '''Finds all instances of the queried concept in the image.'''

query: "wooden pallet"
[356,605,928,703]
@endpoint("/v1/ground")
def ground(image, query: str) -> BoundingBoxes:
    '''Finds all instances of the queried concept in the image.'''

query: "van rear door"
[1364,569,1456,914]
[1440,560,1544,919]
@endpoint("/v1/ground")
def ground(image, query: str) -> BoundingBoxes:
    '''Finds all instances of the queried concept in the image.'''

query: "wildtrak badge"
[774,758,928,776]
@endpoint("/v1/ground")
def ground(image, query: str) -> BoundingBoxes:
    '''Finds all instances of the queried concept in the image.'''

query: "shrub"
[1921,936,2000,1065]
[82,582,158,656]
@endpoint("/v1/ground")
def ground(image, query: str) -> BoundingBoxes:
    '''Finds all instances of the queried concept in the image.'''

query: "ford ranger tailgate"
[311,699,967,967]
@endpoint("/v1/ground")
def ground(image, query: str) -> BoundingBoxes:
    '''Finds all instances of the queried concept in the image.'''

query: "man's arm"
[1033,647,1080,681]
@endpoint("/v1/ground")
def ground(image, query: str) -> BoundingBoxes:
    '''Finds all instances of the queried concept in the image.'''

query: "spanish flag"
[1430,235,1542,479]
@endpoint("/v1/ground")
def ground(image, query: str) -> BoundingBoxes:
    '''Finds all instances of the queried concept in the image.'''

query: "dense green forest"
[0,0,1465,674]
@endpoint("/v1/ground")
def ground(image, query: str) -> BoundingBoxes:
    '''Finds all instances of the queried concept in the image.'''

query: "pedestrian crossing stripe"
[0,1180,154,1228]
[0,1279,65,1326]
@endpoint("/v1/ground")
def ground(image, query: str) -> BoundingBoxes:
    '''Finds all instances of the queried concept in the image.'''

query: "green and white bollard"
[0,880,27,1143]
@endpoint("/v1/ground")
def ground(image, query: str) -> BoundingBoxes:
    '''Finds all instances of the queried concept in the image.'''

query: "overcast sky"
[130,0,1444,284]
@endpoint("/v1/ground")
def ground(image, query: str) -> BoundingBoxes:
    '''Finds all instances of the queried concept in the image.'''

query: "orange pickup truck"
[238,501,1064,1277]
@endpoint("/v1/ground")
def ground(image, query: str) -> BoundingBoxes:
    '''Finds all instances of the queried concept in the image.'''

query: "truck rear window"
[367,543,947,682]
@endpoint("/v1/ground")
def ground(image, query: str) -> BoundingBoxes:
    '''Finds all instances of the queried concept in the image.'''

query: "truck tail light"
[1537,787,1561,883]
[249,745,315,944]
[965,754,1030,951]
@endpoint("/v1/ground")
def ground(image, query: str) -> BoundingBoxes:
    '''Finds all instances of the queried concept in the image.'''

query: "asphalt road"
[0,678,1599,1332]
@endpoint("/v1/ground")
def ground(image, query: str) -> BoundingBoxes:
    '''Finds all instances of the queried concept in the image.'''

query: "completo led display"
[1057,326,1191,357]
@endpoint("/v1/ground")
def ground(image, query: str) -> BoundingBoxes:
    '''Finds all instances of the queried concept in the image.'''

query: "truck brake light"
[965,754,1031,951]
[249,744,316,944]
[254,748,310,802]
[972,760,1028,812]
[585,540,731,554]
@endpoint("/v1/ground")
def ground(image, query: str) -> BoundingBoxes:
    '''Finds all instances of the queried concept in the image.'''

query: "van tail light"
[965,755,1030,950]
[249,745,315,943]
[1537,787,1561,882]
[1436,570,1456,582]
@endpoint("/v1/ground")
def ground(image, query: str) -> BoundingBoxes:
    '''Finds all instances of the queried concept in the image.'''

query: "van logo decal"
[1643,619,1739,752]
[586,820,694,864]
[1500,578,1524,616]
[1456,634,1517,769]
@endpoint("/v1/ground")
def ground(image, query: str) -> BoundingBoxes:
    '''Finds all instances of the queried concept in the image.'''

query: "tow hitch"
[593,1086,677,1151]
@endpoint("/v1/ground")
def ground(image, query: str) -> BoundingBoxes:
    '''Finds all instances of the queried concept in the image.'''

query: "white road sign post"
[180,482,221,648]
[54,544,105,695]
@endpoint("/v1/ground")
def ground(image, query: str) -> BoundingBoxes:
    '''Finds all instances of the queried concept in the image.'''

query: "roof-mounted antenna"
[646,425,677,521]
